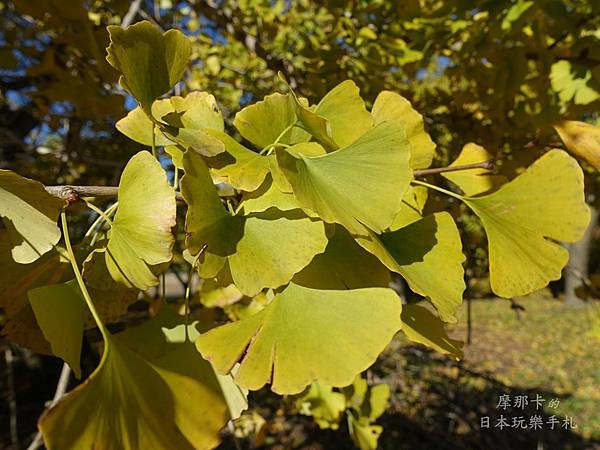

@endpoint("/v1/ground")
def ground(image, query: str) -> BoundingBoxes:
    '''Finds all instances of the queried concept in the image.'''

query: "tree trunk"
[564,205,599,306]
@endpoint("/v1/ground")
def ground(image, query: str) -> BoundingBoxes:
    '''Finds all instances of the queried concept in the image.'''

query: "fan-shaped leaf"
[441,143,506,196]
[356,212,465,322]
[205,130,270,191]
[462,149,590,297]
[0,170,66,263]
[196,282,401,394]
[294,382,346,429]
[182,151,327,296]
[554,120,600,170]
[106,21,191,114]
[371,90,436,169]
[28,280,85,377]
[39,335,230,450]
[233,92,309,148]
[400,304,463,360]
[106,151,176,290]
[276,121,412,234]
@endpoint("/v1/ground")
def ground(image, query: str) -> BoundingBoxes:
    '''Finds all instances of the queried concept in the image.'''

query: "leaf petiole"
[411,179,464,201]
[60,211,108,338]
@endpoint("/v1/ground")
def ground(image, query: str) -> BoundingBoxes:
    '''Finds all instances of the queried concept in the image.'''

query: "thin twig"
[121,0,143,27]
[413,161,493,177]
[26,363,71,450]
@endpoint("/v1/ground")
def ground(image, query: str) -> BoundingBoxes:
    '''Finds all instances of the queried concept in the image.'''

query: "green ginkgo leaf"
[388,185,428,230]
[285,79,373,151]
[106,151,176,290]
[106,21,191,114]
[293,226,390,290]
[182,150,327,296]
[233,92,309,149]
[356,212,465,322]
[117,92,223,148]
[205,130,270,191]
[400,304,463,360]
[196,282,401,394]
[441,143,506,196]
[115,105,172,146]
[0,170,66,263]
[348,415,382,450]
[461,149,590,298]
[294,382,346,429]
[238,176,301,214]
[28,280,85,378]
[39,334,230,450]
[276,121,412,234]
[371,90,436,169]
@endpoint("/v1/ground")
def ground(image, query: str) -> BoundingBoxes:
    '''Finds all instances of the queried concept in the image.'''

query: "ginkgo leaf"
[441,143,506,196]
[293,226,390,290]
[28,280,85,378]
[276,121,412,234]
[312,80,373,148]
[0,170,66,264]
[115,306,248,420]
[371,90,436,169]
[238,176,301,214]
[388,185,428,230]
[285,80,373,151]
[182,150,327,296]
[400,304,463,360]
[205,130,270,191]
[294,382,346,429]
[462,149,590,297]
[0,232,70,354]
[356,212,465,322]
[106,151,176,290]
[115,105,172,146]
[233,92,309,149]
[347,415,382,450]
[554,120,600,170]
[117,92,223,147]
[550,60,600,106]
[165,145,184,170]
[196,282,401,394]
[39,335,230,450]
[106,21,191,114]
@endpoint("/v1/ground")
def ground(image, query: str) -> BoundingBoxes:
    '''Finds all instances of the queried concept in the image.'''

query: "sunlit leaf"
[196,282,401,394]
[371,90,436,169]
[106,21,191,114]
[233,92,309,149]
[388,185,428,230]
[205,130,270,191]
[106,151,176,290]
[348,415,382,450]
[115,104,172,146]
[400,304,463,360]
[28,280,85,378]
[554,120,600,170]
[550,60,600,105]
[441,143,506,196]
[39,335,230,450]
[276,121,412,234]
[462,150,590,297]
[285,79,372,151]
[294,382,346,430]
[182,151,327,296]
[356,212,465,322]
[238,176,301,214]
[0,170,66,263]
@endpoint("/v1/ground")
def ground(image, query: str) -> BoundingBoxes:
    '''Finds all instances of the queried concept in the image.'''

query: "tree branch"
[45,185,184,203]
[413,161,493,177]
[44,162,492,203]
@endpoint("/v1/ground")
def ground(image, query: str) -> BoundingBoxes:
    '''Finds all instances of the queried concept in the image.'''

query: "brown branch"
[44,162,492,203]
[45,185,184,203]
[413,161,493,177]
